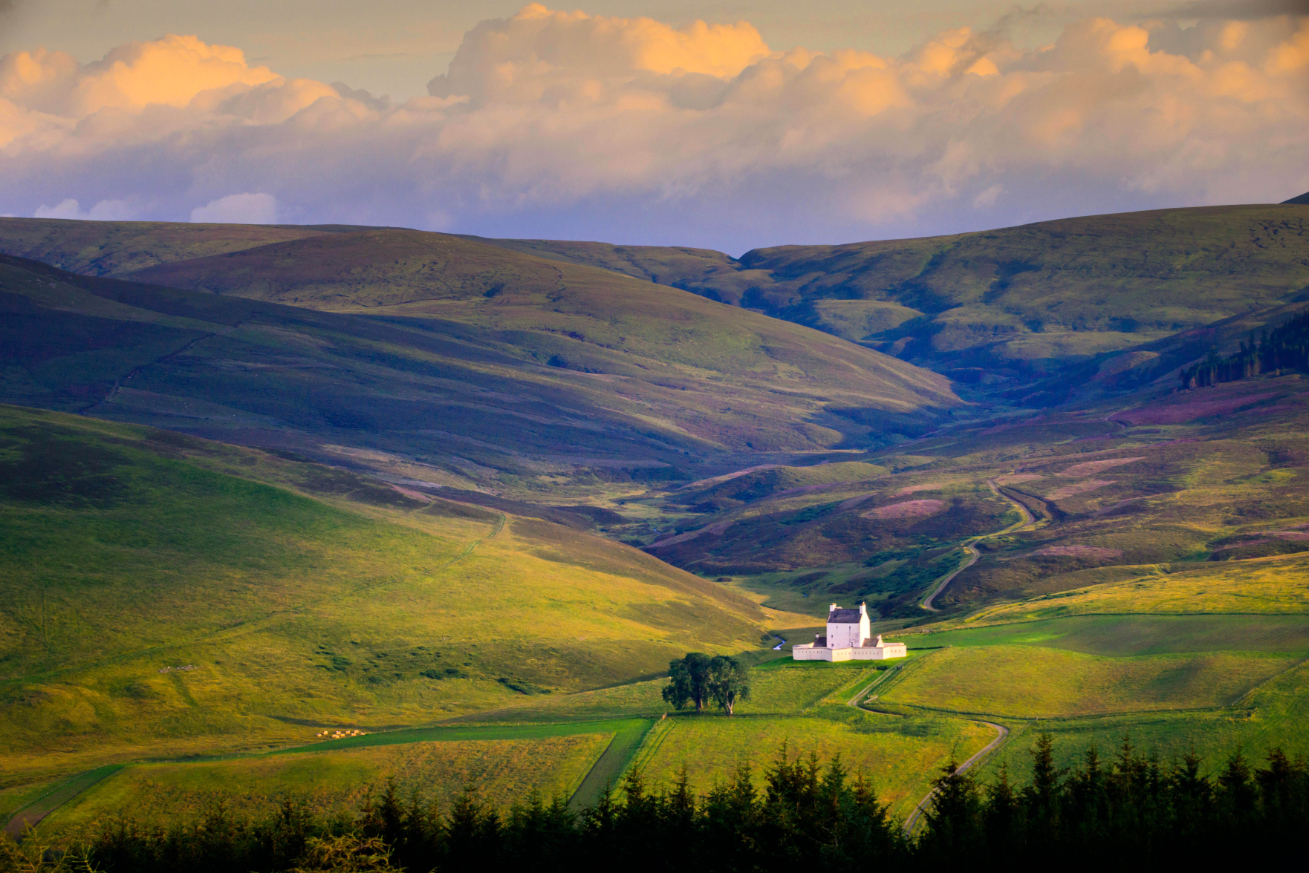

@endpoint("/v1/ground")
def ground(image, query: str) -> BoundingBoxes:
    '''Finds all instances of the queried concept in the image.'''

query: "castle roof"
[828,607,862,624]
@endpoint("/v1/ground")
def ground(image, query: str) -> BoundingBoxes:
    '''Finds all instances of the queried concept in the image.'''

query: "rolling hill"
[7,206,1308,399]
[467,205,1309,387]
[0,248,958,499]
[0,404,779,780]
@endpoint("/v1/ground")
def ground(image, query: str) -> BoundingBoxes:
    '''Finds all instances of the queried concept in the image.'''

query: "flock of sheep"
[316,728,367,740]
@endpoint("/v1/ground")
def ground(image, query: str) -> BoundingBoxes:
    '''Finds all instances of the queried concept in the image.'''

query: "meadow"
[0,405,773,785]
[631,713,993,818]
[878,645,1296,718]
[43,733,611,832]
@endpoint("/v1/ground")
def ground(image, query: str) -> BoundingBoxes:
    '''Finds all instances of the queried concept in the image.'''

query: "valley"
[2,201,1309,841]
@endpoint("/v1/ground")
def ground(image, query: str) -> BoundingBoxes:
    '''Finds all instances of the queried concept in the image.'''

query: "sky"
[0,0,1306,252]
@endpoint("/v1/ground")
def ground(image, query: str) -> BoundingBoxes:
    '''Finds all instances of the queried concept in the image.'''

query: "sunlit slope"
[635,374,1309,618]
[0,217,341,276]
[0,405,767,777]
[117,229,954,414]
[0,252,957,496]
[473,206,1309,380]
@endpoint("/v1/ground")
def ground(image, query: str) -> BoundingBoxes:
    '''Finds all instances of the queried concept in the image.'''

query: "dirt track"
[920,479,1036,612]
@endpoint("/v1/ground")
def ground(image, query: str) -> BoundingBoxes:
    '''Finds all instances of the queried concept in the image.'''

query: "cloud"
[34,198,134,220]
[0,5,1307,251]
[190,193,278,224]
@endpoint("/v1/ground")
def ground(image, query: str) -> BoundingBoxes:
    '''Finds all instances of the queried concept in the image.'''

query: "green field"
[975,657,1309,784]
[879,645,1296,718]
[913,614,1309,656]
[631,713,993,817]
[42,734,609,832]
[0,406,772,784]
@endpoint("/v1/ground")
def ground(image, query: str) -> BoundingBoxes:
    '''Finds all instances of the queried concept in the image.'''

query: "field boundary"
[919,611,1309,636]
[4,765,124,840]
[567,718,658,810]
[866,697,1255,723]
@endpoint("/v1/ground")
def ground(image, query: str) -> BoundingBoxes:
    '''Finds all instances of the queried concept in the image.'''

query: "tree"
[706,655,751,716]
[662,652,713,713]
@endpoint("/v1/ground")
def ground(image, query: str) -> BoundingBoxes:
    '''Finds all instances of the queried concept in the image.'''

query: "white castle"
[791,602,907,661]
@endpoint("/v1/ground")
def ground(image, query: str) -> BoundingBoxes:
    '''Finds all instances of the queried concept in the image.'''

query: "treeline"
[1180,309,1309,388]
[5,739,1307,872]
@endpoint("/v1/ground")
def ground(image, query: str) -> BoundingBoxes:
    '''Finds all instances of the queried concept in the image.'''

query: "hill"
[0,249,958,498]
[0,218,338,276]
[0,404,777,781]
[1284,192,1309,205]
[467,206,1309,388]
[8,207,1309,401]
[626,370,1309,619]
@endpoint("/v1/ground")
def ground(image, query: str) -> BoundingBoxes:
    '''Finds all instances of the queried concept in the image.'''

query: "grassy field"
[878,646,1297,719]
[631,712,994,818]
[41,734,610,833]
[975,657,1309,784]
[968,552,1309,621]
[912,614,1309,656]
[0,406,771,783]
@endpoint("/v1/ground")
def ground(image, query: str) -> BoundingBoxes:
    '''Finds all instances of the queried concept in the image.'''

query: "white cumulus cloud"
[0,5,1306,252]
[34,197,135,220]
[190,192,279,224]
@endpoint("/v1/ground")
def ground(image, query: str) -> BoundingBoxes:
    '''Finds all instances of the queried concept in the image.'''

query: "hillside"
[0,218,339,276]
[0,404,776,780]
[8,207,1309,398]
[626,372,1309,618]
[469,206,1309,387]
[0,250,958,499]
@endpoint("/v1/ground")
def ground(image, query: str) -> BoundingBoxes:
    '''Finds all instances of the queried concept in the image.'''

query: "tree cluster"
[4,738,1307,872]
[1180,309,1309,389]
[918,734,1307,867]
[661,653,751,715]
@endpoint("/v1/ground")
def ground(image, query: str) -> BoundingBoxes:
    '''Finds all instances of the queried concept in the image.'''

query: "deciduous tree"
[662,652,713,713]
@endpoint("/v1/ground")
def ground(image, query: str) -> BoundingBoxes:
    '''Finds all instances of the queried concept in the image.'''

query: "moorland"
[1,196,1308,842]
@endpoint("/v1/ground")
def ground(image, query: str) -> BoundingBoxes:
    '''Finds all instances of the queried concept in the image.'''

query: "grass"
[630,712,994,818]
[878,645,1297,719]
[567,720,658,809]
[975,658,1309,784]
[470,206,1309,380]
[912,614,1309,655]
[0,240,957,499]
[41,735,609,833]
[741,660,886,713]
[0,406,769,783]
[968,552,1309,621]
[3,767,124,838]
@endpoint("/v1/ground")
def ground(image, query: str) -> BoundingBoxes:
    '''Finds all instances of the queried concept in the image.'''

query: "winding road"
[920,480,1037,612]
[845,669,1010,835]
[902,721,1010,836]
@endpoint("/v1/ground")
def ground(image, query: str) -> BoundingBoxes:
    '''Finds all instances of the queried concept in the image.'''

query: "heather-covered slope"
[469,205,1309,385]
[0,249,957,495]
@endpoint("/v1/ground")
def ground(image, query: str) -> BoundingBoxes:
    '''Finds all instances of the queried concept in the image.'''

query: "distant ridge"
[1284,191,1309,205]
